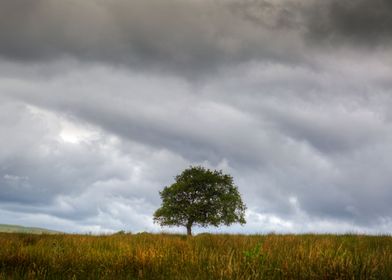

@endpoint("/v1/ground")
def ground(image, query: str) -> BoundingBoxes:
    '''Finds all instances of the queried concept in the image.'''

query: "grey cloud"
[0,100,146,217]
[4,59,392,230]
[0,95,194,232]
[1,0,391,79]
[227,0,305,29]
[306,0,392,46]
[0,0,306,77]
[3,67,269,167]
[264,104,389,154]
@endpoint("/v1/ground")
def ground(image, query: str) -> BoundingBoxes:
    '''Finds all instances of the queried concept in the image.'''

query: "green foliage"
[153,166,246,235]
[1,233,392,279]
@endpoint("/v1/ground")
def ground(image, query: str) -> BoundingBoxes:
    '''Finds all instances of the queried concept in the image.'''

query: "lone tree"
[153,166,246,236]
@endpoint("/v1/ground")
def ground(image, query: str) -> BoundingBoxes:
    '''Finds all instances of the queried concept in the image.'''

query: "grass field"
[0,232,391,279]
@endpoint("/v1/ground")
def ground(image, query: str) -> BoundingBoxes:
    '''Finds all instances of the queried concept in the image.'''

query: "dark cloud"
[0,0,306,77]
[226,0,303,29]
[1,0,391,79]
[306,0,392,46]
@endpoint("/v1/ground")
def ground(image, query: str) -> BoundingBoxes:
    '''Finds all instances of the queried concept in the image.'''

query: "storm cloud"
[1,0,392,234]
[307,0,392,46]
[0,0,309,77]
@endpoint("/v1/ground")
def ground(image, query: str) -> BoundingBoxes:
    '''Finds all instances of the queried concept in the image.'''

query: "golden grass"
[0,232,391,279]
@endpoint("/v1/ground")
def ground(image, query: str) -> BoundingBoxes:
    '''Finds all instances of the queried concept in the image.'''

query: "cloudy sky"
[1,0,392,234]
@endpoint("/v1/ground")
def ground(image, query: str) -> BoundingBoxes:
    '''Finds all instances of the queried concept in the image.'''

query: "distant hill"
[0,224,61,234]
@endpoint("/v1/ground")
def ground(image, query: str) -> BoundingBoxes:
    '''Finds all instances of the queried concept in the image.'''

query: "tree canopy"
[153,166,246,235]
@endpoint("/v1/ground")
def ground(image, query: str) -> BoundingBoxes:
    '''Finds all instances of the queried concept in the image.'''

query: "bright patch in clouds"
[59,121,98,144]
[28,105,100,144]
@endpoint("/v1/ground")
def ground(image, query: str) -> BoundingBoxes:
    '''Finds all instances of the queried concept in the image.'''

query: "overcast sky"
[1,0,392,234]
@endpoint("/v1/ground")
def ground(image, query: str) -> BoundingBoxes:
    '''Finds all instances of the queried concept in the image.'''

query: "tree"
[153,166,246,236]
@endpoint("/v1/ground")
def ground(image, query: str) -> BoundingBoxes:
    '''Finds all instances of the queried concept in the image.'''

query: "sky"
[1,0,392,234]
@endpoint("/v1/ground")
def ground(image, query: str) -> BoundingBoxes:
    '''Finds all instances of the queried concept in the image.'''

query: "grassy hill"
[0,224,61,234]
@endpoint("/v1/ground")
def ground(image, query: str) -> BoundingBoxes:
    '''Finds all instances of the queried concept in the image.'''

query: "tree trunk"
[186,224,192,236]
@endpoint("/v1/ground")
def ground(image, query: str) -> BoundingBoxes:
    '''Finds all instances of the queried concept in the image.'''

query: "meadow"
[1,232,391,279]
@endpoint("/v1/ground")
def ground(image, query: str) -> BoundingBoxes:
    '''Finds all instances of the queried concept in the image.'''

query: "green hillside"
[0,224,61,234]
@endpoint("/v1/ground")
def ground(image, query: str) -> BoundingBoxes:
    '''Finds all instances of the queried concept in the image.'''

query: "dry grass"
[0,232,391,279]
